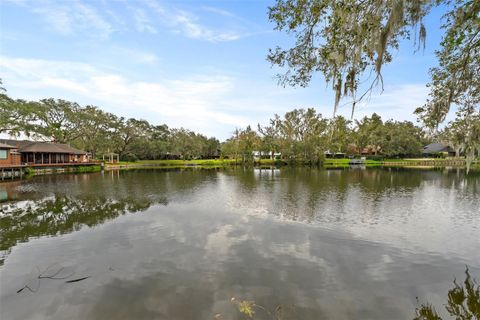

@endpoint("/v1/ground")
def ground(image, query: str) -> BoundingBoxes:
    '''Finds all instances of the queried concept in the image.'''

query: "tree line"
[1,81,478,163]
[222,108,431,164]
[266,0,480,166]
[0,85,220,161]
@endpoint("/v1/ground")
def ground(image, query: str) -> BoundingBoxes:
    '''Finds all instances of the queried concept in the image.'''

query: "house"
[252,151,281,160]
[346,144,381,156]
[0,139,89,166]
[324,150,347,159]
[0,142,21,166]
[422,143,456,157]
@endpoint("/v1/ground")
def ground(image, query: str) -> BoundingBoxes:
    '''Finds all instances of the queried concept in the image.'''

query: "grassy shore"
[104,157,478,170]
[106,159,237,169]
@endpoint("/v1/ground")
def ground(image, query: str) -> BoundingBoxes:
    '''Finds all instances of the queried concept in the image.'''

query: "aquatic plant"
[229,297,292,320]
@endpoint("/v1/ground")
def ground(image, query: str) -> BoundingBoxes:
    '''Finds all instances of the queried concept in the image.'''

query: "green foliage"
[222,126,260,164]
[441,103,480,172]
[237,300,255,318]
[0,86,220,161]
[416,1,479,134]
[327,116,352,153]
[228,108,329,164]
[23,167,35,176]
[223,109,429,163]
[121,153,138,162]
[268,0,432,115]
[0,93,37,137]
[268,1,478,123]
[267,1,478,163]
[365,155,385,161]
[230,296,295,320]
[353,113,384,154]
[71,166,102,173]
[0,83,435,163]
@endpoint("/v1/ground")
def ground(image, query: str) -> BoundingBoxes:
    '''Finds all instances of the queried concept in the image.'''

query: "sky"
[0,0,454,140]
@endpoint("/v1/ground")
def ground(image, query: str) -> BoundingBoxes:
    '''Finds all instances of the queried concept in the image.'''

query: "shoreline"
[104,158,479,170]
[1,158,478,181]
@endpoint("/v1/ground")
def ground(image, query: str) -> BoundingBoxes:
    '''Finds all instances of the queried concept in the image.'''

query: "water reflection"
[0,195,162,264]
[0,167,479,320]
[0,169,217,264]
[414,267,480,320]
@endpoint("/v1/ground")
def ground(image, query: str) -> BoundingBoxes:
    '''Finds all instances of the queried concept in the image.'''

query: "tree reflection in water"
[414,268,480,320]
[0,167,479,319]
[0,195,166,264]
[0,168,218,265]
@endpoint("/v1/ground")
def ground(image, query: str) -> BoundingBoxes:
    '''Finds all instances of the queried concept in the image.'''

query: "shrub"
[121,153,138,162]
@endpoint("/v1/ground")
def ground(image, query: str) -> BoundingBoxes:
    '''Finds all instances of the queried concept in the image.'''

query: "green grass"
[105,157,477,169]
[322,159,351,165]
[71,165,102,173]
[108,159,237,167]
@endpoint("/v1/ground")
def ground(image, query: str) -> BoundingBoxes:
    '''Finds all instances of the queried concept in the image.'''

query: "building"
[0,142,21,166]
[252,151,282,160]
[346,144,381,156]
[422,143,456,157]
[324,150,347,158]
[0,139,89,166]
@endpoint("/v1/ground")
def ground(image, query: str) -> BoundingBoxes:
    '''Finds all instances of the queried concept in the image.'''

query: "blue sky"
[0,0,453,140]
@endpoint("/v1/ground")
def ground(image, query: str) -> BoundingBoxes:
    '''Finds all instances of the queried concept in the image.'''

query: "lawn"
[108,159,237,167]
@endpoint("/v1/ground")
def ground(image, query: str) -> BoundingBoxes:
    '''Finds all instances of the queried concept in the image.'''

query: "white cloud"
[361,84,429,112]
[23,0,113,38]
[33,6,74,35]
[7,0,252,42]
[132,8,157,34]
[74,2,113,37]
[0,54,435,140]
[114,47,159,64]
[338,84,430,121]
[202,6,237,18]
[201,6,235,17]
[0,56,251,138]
[143,0,244,42]
[173,11,241,42]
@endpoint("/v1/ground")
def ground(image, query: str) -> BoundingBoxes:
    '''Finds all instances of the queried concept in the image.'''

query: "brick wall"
[0,149,21,166]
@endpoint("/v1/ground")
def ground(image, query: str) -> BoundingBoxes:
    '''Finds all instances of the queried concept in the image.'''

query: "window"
[0,149,7,160]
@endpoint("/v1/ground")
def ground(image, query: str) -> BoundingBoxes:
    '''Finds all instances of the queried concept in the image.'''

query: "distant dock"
[349,159,365,165]
[0,165,27,180]
[0,162,100,180]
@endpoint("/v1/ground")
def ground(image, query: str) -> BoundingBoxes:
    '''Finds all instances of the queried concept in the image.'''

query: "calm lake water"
[0,167,479,319]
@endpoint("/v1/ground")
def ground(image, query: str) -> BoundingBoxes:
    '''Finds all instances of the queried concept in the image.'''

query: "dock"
[1,165,27,180]
[349,159,366,165]
[0,162,101,180]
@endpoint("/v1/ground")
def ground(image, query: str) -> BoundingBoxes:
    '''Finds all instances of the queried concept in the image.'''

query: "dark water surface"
[0,167,479,319]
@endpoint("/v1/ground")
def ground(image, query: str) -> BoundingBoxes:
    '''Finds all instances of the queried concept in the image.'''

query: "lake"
[0,167,479,319]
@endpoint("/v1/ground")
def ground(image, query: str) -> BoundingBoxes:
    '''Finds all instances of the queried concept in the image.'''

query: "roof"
[20,143,86,154]
[0,139,33,149]
[0,142,16,149]
[422,143,452,154]
[0,139,86,154]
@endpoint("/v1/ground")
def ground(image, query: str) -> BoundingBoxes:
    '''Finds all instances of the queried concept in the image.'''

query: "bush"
[365,155,385,161]
[24,167,35,175]
[121,153,138,162]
